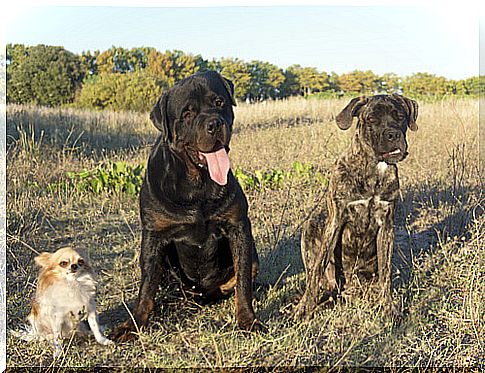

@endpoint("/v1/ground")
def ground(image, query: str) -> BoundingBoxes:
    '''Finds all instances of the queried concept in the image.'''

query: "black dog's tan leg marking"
[218,260,259,295]
[111,230,168,342]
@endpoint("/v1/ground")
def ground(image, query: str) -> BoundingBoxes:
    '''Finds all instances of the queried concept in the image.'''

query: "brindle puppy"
[111,71,263,342]
[295,94,418,320]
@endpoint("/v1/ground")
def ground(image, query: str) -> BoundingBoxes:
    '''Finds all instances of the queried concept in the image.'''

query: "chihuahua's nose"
[71,263,78,272]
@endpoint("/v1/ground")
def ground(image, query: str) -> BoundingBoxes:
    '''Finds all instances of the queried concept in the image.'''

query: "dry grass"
[6,97,484,368]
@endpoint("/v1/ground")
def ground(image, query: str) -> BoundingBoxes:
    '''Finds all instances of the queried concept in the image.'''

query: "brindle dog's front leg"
[295,205,345,320]
[376,203,401,321]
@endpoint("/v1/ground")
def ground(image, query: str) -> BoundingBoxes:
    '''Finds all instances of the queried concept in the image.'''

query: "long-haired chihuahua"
[16,247,112,352]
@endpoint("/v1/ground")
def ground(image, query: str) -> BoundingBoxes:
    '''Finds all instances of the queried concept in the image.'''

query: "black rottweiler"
[112,71,262,341]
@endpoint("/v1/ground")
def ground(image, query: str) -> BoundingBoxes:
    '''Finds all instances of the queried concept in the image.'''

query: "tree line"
[6,44,483,112]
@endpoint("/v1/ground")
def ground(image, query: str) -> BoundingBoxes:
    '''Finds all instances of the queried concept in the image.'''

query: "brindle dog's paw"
[110,321,139,343]
[293,301,315,322]
[249,319,268,333]
[383,300,402,325]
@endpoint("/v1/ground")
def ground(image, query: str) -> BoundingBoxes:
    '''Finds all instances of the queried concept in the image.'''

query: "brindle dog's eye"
[214,98,224,107]
[368,116,378,123]
[182,111,192,120]
[60,261,69,268]
[78,259,84,266]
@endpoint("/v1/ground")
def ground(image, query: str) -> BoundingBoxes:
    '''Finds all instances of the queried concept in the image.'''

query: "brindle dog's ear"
[392,94,419,131]
[336,96,368,130]
[221,76,237,106]
[150,92,172,142]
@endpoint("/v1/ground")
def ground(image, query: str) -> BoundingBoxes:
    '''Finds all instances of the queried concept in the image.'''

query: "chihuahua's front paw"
[97,336,114,346]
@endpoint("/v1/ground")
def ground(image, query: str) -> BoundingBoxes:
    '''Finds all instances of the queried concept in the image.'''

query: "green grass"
[6,98,484,368]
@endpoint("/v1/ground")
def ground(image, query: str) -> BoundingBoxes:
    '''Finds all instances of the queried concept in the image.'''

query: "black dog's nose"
[71,264,78,271]
[206,118,222,135]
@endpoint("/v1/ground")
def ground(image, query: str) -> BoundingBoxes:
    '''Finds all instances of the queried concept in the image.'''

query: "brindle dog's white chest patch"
[377,161,388,177]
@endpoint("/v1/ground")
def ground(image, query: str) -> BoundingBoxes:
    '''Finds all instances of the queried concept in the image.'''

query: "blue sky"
[6,4,480,79]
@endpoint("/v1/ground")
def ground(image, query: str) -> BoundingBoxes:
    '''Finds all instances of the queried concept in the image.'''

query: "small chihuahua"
[17,247,112,351]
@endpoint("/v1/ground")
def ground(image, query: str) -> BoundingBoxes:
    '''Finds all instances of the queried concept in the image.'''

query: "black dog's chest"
[172,226,233,290]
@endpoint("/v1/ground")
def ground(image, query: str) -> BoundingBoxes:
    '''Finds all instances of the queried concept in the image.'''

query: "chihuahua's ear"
[34,252,52,268]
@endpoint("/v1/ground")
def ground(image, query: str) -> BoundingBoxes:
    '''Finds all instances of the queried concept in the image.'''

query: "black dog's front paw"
[110,321,139,343]
[237,314,267,333]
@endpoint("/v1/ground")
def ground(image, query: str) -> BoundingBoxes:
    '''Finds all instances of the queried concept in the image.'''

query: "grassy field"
[6,97,484,368]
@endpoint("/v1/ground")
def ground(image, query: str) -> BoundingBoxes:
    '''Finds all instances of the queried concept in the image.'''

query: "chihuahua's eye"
[214,98,224,107]
[78,259,84,266]
[60,261,69,268]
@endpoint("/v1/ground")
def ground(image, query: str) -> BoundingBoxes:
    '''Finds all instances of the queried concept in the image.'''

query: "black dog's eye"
[78,259,84,266]
[60,261,69,268]
[214,98,224,107]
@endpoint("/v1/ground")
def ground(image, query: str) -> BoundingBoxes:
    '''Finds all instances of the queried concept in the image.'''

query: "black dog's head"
[150,71,237,185]
[336,94,418,164]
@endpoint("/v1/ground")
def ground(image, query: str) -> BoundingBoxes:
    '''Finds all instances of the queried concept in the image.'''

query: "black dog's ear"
[221,76,237,106]
[336,96,368,130]
[392,94,418,131]
[150,92,172,142]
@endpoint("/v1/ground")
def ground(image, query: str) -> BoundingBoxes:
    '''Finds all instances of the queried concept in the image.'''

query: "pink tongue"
[200,147,231,186]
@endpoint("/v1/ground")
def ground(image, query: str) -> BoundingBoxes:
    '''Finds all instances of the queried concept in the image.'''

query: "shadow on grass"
[257,179,483,307]
[393,182,483,286]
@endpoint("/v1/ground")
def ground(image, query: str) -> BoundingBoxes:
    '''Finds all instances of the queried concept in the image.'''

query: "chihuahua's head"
[35,247,91,285]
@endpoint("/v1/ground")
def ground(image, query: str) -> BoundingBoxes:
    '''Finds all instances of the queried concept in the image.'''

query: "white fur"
[377,161,388,176]
[347,197,371,207]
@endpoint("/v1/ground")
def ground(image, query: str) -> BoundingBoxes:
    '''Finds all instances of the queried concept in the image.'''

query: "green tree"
[214,57,251,100]
[75,70,162,112]
[146,49,207,88]
[96,46,155,74]
[7,44,83,106]
[80,50,100,77]
[280,67,300,98]
[247,60,285,101]
[401,73,450,96]
[337,70,379,94]
[379,73,400,94]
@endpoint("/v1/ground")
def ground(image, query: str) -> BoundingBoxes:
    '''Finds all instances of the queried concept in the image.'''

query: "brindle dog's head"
[336,94,418,164]
[150,71,237,185]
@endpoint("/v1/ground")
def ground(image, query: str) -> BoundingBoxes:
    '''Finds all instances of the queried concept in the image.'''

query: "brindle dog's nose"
[206,118,222,135]
[385,129,402,142]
